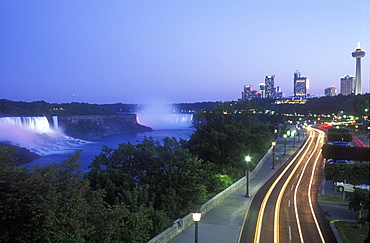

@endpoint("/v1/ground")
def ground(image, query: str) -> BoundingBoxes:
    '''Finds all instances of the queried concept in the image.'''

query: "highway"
[239,126,337,243]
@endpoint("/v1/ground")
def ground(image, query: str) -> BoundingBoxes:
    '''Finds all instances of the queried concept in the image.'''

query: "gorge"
[0,113,194,156]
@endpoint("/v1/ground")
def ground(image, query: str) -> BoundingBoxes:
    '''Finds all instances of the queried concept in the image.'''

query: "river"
[25,127,195,172]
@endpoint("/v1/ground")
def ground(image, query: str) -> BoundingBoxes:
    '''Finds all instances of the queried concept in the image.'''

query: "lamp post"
[291,130,296,147]
[283,134,287,155]
[245,156,251,197]
[272,142,276,169]
[192,209,202,243]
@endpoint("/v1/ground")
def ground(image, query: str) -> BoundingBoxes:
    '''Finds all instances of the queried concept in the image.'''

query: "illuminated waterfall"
[0,116,85,155]
[137,113,194,130]
[52,116,58,129]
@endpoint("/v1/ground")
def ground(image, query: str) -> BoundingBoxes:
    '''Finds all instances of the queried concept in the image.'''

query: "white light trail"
[307,128,326,242]
[253,128,314,243]
[274,128,317,243]
[292,127,321,242]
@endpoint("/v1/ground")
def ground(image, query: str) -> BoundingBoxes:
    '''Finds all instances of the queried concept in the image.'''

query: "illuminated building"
[340,75,355,95]
[324,86,337,96]
[293,70,309,98]
[259,83,266,98]
[351,42,366,94]
[265,75,275,98]
[242,85,261,100]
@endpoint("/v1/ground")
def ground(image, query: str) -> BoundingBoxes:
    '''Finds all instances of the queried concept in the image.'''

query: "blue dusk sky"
[1,0,369,104]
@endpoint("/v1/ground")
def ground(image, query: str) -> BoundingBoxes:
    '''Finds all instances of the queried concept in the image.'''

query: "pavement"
[170,133,357,243]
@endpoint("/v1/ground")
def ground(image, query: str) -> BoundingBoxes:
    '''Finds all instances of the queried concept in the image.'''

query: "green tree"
[348,189,370,229]
[86,136,211,237]
[187,101,274,180]
[0,150,134,242]
[324,163,369,185]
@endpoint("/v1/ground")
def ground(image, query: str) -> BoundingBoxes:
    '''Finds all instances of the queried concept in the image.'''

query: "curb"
[318,200,349,207]
[330,220,343,243]
[318,194,349,206]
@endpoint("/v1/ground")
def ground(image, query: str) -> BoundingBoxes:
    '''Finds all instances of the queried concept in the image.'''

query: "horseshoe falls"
[137,113,194,130]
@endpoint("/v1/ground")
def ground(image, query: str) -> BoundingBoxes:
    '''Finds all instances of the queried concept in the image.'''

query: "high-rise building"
[340,75,355,95]
[351,42,366,95]
[265,75,275,98]
[324,86,337,96]
[242,85,260,100]
[293,70,309,98]
[274,86,283,98]
[259,83,266,98]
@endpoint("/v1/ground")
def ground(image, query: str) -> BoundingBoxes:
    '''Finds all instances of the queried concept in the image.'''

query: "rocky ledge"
[58,114,152,140]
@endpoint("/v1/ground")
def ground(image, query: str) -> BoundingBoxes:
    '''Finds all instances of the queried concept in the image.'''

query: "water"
[0,116,86,154]
[1,114,195,171]
[25,127,195,172]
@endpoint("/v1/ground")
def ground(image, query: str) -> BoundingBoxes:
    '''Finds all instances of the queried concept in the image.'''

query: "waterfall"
[52,116,58,129]
[0,116,86,155]
[137,113,194,130]
[0,116,52,133]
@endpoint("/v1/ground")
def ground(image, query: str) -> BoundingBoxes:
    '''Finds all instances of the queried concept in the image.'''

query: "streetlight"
[283,134,287,155]
[291,130,296,147]
[245,156,251,197]
[192,209,202,243]
[272,142,276,169]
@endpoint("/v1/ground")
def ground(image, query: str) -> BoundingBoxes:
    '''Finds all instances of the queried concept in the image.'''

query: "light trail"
[290,127,325,243]
[352,136,366,147]
[292,129,319,242]
[307,128,326,242]
[275,127,318,243]
[253,128,315,243]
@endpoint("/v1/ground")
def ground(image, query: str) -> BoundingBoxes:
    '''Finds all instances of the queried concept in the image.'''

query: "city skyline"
[1,0,369,104]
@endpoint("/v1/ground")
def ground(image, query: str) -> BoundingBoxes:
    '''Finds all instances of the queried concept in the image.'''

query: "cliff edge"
[58,114,152,140]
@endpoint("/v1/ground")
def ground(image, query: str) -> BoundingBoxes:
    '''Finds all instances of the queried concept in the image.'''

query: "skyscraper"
[340,75,355,95]
[293,70,309,98]
[242,85,260,100]
[324,86,337,96]
[259,83,266,98]
[265,75,275,98]
[351,42,366,94]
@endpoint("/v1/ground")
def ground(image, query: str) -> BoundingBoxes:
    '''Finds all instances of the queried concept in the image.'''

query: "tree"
[187,101,274,180]
[0,150,135,242]
[324,163,369,185]
[348,189,370,229]
[86,136,212,237]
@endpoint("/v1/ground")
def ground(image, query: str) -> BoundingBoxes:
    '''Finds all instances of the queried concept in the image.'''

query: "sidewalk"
[169,133,357,243]
[170,136,302,243]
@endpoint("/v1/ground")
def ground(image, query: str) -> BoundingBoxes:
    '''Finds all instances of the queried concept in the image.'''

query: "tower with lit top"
[351,42,366,95]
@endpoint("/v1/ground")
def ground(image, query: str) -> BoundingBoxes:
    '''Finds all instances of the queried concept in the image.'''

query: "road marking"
[289,226,292,240]
[288,200,290,208]
[307,129,326,242]
[273,129,316,243]
[291,185,294,191]
[253,132,313,243]
[293,128,326,243]
[293,128,320,243]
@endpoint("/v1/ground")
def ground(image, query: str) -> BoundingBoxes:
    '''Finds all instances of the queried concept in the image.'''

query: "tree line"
[1,93,369,117]
[0,100,275,242]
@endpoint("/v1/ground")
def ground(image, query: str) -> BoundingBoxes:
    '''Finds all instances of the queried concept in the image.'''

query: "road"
[239,126,337,243]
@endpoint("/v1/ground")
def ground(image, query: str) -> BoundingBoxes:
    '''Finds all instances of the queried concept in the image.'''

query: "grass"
[334,221,369,243]
[321,194,349,202]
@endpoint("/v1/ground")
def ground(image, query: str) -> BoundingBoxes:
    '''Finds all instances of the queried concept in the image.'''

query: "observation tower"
[351,42,366,94]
